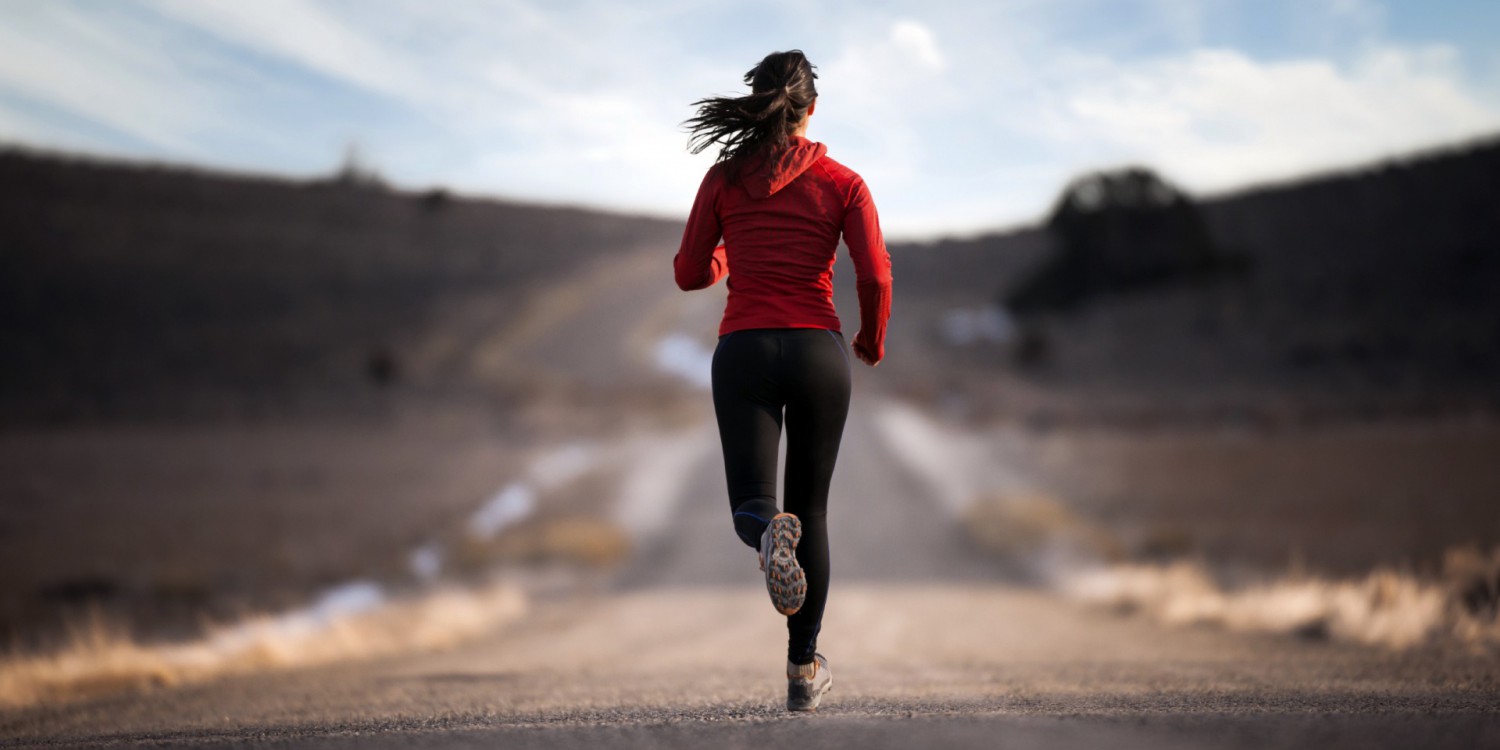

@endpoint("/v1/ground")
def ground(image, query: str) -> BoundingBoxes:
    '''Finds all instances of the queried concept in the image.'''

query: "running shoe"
[758,512,806,616]
[786,653,833,711]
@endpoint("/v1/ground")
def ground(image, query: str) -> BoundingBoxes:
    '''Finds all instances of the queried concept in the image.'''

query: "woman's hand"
[852,333,881,367]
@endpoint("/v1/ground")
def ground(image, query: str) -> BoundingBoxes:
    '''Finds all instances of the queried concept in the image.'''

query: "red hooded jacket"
[674,136,893,362]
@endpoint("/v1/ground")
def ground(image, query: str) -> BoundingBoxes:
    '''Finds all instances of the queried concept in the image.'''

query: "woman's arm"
[674,168,728,291]
[843,177,892,366]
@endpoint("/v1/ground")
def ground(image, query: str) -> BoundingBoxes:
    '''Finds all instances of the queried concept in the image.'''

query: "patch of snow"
[871,400,991,514]
[940,306,1015,346]
[529,442,598,490]
[612,425,717,538]
[654,333,714,389]
[205,580,385,656]
[409,543,443,582]
[467,483,536,539]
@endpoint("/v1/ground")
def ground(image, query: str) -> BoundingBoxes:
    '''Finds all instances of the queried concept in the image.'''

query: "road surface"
[3,409,1498,748]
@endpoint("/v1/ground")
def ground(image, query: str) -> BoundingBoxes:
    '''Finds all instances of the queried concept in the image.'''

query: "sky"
[0,0,1497,239]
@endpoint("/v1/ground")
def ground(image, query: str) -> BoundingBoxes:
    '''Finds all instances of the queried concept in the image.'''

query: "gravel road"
[4,409,1497,748]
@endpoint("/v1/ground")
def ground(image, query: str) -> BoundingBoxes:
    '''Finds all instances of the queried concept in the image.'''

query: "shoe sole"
[764,513,806,616]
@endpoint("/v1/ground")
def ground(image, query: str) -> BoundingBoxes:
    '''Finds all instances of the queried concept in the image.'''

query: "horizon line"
[6,130,1497,245]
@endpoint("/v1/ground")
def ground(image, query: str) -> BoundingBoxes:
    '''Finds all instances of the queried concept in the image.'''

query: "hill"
[0,150,684,423]
[874,135,1500,426]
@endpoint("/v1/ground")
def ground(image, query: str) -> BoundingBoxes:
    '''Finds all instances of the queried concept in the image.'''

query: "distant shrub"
[1005,167,1248,315]
[420,188,451,212]
[330,144,387,190]
[366,348,399,386]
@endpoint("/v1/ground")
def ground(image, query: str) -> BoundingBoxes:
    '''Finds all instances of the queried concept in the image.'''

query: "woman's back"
[676,136,890,346]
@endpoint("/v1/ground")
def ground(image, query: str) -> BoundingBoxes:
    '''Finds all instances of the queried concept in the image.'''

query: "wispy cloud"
[1029,43,1497,192]
[890,20,946,72]
[0,4,231,154]
[0,0,1496,237]
[140,0,426,101]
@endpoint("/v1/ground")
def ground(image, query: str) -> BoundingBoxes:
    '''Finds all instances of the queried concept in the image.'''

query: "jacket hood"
[740,137,828,199]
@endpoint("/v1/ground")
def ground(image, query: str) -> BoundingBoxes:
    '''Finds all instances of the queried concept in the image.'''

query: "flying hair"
[684,50,819,176]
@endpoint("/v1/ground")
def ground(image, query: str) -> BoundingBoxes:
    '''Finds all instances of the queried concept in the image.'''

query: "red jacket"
[674,136,893,363]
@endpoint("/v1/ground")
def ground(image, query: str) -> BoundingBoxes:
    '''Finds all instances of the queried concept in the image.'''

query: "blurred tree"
[332,142,387,189]
[366,347,399,386]
[421,187,451,212]
[1004,167,1247,316]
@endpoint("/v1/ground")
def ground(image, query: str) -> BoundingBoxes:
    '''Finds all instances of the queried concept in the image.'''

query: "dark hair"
[684,50,818,168]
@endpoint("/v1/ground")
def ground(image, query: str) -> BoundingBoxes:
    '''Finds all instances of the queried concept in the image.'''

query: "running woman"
[674,49,892,712]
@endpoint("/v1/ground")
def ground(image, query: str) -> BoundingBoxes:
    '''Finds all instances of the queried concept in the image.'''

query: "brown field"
[1016,415,1500,577]
[0,403,521,647]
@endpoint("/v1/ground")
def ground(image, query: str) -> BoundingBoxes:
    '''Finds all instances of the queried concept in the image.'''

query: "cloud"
[0,1,1497,237]
[890,20,946,72]
[1033,44,1500,192]
[814,17,956,199]
[139,0,427,101]
[0,4,230,154]
[1328,0,1385,26]
[0,101,77,150]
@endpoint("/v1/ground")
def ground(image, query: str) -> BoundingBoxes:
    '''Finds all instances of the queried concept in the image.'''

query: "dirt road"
[4,408,1498,748]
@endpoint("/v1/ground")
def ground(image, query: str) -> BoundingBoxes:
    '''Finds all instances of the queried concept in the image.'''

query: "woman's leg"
[710,328,852,665]
[711,331,784,548]
[780,329,851,665]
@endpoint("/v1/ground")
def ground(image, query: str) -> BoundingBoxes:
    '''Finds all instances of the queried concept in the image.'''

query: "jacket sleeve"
[674,167,728,291]
[843,176,893,362]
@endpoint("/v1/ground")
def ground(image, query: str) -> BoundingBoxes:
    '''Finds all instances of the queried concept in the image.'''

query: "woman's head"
[685,50,818,165]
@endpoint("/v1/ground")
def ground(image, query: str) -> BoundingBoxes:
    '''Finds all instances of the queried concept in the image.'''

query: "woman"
[674,49,892,712]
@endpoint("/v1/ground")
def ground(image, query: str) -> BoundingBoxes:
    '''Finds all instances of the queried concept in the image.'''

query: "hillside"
[875,135,1500,426]
[0,150,684,423]
[0,150,700,641]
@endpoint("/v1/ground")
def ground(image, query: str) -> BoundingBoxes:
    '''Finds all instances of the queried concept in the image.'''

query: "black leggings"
[711,327,851,665]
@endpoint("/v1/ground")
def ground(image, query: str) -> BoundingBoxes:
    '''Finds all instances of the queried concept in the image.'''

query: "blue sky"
[1,0,1496,238]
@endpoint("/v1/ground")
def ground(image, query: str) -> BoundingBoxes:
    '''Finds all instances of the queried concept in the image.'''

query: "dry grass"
[961,491,1126,568]
[0,582,526,710]
[453,516,633,571]
[1060,548,1500,650]
[960,490,1500,651]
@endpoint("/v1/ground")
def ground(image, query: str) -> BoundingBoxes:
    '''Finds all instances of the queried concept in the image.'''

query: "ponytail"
[684,50,818,173]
